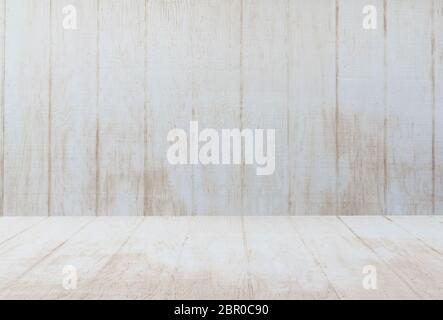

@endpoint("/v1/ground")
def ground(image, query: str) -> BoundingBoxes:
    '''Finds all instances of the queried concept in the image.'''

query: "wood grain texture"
[243,216,337,299]
[4,0,50,216]
[0,217,142,299]
[191,0,242,215]
[171,217,248,299]
[388,215,443,253]
[436,0,443,215]
[0,217,44,244]
[145,0,194,215]
[97,0,145,216]
[0,1,441,216]
[385,0,434,215]
[1,217,441,299]
[0,0,3,217]
[291,216,418,299]
[289,0,337,215]
[0,217,92,291]
[75,217,190,299]
[0,0,6,216]
[50,0,97,216]
[242,0,289,215]
[337,0,385,215]
[341,216,443,298]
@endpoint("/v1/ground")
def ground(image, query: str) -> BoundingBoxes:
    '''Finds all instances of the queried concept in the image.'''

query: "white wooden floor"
[0,216,442,300]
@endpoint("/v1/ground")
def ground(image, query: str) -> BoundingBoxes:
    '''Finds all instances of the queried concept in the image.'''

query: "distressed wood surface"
[242,0,289,215]
[385,0,434,215]
[4,0,50,216]
[0,217,92,290]
[97,0,145,216]
[76,217,190,299]
[243,216,337,299]
[50,0,97,216]
[0,217,142,299]
[0,217,44,244]
[0,216,442,299]
[341,216,443,298]
[0,0,4,217]
[171,217,249,299]
[436,0,443,215]
[191,0,242,216]
[145,0,194,215]
[337,0,385,215]
[289,0,337,215]
[388,216,443,253]
[290,216,418,299]
[0,0,441,216]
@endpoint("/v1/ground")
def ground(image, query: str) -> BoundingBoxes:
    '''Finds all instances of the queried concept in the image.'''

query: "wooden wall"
[0,0,441,216]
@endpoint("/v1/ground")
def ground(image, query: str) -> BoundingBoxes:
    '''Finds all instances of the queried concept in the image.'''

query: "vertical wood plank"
[386,0,434,215]
[50,0,97,216]
[289,1,337,215]
[97,0,145,216]
[337,0,385,215]
[145,0,194,215]
[242,0,288,215]
[435,0,443,215]
[191,0,242,215]
[4,0,50,216]
[0,0,4,216]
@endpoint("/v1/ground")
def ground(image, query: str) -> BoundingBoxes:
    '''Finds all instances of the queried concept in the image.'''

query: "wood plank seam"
[288,217,341,299]
[383,0,388,216]
[335,0,340,216]
[77,217,146,295]
[0,1,441,216]
[95,0,100,217]
[48,0,52,216]
[0,0,4,217]
[240,216,254,299]
[336,216,422,298]
[384,216,443,256]
[0,217,95,291]
[143,0,148,216]
[0,217,47,247]
[431,0,436,216]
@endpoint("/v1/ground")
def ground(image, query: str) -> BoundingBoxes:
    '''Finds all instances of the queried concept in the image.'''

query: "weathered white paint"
[4,0,50,216]
[289,0,337,215]
[51,0,97,216]
[97,0,145,216]
[242,0,289,215]
[337,0,385,215]
[0,0,442,216]
[1,216,442,299]
[0,0,4,216]
[436,0,443,215]
[386,0,434,215]
[145,0,194,215]
[341,216,443,298]
[191,0,242,216]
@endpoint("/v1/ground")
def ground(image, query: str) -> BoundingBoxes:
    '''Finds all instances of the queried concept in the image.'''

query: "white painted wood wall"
[0,0,441,216]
